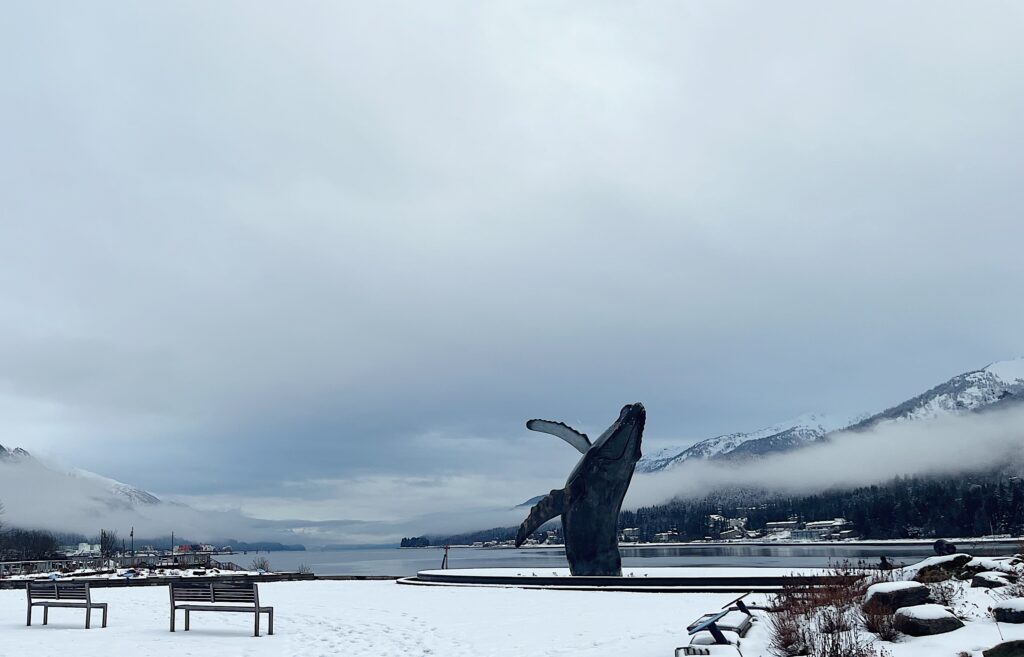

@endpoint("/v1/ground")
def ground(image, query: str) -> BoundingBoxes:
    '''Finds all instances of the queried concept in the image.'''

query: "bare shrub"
[768,560,899,656]
[250,556,271,572]
[927,578,964,613]
[860,608,899,642]
[805,628,875,657]
[296,563,312,574]
[766,603,808,656]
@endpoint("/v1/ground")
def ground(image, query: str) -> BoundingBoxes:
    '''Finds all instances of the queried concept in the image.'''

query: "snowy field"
[1,578,1023,656]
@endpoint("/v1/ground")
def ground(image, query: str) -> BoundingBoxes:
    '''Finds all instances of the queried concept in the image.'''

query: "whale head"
[589,402,645,466]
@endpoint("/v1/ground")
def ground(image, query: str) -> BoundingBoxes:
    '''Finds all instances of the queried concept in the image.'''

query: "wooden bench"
[26,581,108,629]
[169,580,274,637]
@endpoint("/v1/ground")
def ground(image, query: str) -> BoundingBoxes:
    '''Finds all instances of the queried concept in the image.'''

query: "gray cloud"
[1,2,1023,539]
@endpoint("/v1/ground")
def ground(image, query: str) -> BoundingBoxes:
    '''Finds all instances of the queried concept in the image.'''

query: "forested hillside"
[437,470,1024,545]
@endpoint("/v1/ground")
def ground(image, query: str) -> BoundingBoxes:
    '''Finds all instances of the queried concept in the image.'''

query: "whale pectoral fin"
[526,419,591,455]
[515,488,566,547]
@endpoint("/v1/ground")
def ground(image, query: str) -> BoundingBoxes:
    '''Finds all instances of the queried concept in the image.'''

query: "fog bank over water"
[627,404,1024,508]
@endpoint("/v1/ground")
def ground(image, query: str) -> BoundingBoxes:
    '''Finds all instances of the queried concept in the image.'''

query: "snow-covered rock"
[972,571,1011,588]
[863,581,930,612]
[898,553,972,582]
[966,556,1024,576]
[893,604,964,636]
[984,640,1024,657]
[993,599,1024,624]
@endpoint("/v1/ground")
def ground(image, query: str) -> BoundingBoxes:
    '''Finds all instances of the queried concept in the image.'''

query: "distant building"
[620,527,640,542]
[791,518,854,541]
[653,530,681,543]
[719,528,744,540]
[765,521,799,534]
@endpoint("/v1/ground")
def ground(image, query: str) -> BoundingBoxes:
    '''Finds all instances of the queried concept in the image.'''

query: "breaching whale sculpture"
[515,402,645,576]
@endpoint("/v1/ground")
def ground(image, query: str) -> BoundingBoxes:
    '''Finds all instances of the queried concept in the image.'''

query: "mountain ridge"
[638,357,1024,472]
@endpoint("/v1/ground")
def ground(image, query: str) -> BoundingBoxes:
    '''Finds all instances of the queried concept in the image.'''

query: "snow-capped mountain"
[0,444,32,462]
[69,467,162,506]
[846,359,1024,431]
[638,358,1024,473]
[0,445,161,507]
[0,444,277,540]
[637,412,858,473]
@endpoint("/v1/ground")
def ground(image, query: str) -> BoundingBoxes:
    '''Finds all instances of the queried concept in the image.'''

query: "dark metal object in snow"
[515,403,645,576]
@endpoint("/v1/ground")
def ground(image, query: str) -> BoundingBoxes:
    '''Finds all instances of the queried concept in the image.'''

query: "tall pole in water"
[171,531,174,557]
[130,527,134,556]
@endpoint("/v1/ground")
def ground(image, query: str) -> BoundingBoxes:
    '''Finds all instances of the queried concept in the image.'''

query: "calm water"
[228,541,1017,577]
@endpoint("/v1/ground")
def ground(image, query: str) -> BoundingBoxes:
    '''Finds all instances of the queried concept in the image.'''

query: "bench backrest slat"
[170,581,259,605]
[28,582,90,602]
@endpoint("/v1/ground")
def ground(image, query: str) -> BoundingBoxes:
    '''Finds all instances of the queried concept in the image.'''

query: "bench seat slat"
[175,604,273,612]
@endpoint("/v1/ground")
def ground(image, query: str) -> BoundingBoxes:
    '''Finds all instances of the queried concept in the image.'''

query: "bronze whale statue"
[515,402,645,576]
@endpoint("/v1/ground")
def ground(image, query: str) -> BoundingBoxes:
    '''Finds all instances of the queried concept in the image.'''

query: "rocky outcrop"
[893,604,964,636]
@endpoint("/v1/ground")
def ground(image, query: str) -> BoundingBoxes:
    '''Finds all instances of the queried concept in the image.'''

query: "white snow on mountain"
[638,357,1024,473]
[0,445,263,539]
[848,357,1024,429]
[69,467,162,506]
[637,412,861,473]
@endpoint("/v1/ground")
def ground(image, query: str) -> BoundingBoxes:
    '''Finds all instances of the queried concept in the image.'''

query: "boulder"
[993,599,1024,624]
[964,557,1023,579]
[893,604,964,636]
[914,553,973,582]
[973,571,1011,589]
[984,640,1024,657]
[863,581,930,613]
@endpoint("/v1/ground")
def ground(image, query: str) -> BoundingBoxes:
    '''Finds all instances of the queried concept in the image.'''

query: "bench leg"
[268,609,274,636]
[86,606,92,630]
[27,605,32,627]
[170,609,175,632]
[43,606,49,625]
[254,610,260,637]
[185,609,190,631]
[102,604,108,628]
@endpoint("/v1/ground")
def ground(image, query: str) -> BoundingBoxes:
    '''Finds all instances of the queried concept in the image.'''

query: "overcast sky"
[2,2,1023,542]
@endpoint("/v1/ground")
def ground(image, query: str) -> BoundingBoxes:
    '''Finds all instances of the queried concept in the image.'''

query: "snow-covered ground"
[0,580,746,657]
[2,577,1024,656]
